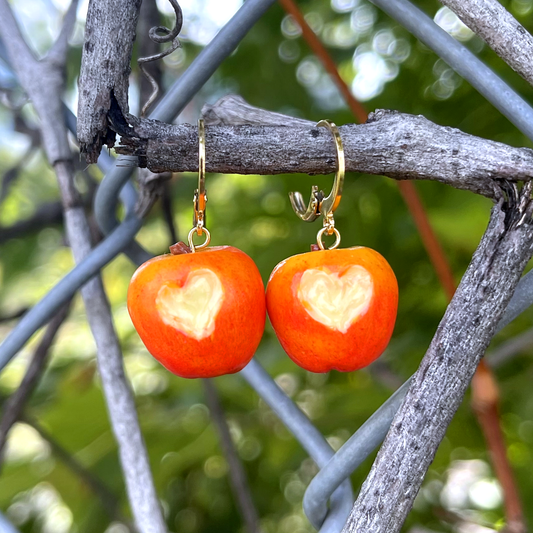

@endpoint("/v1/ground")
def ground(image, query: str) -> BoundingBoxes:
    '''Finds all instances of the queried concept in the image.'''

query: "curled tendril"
[138,0,183,117]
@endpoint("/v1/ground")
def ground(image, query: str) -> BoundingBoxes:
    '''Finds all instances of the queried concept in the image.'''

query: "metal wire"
[369,0,533,140]
[2,0,533,530]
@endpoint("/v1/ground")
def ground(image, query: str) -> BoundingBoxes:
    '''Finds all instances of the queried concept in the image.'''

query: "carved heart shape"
[156,269,224,341]
[297,265,373,333]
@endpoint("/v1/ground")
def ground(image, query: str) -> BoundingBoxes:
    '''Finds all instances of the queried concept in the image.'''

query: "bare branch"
[0,303,70,469]
[203,380,262,533]
[46,0,79,67]
[117,102,533,200]
[138,0,164,113]
[0,1,167,530]
[137,0,182,117]
[342,184,533,533]
[77,0,142,162]
[487,328,533,368]
[55,160,167,533]
[440,0,533,89]
[22,415,131,526]
[471,363,527,533]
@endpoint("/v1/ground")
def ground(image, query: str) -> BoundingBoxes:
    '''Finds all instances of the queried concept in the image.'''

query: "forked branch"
[342,183,533,532]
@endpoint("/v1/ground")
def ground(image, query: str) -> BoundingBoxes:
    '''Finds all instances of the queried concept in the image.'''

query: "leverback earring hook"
[289,119,345,223]
[189,119,211,252]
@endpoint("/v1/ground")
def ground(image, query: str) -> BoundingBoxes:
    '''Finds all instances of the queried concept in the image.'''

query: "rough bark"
[342,183,533,533]
[77,0,142,162]
[116,98,533,200]
[440,0,533,89]
[0,3,167,532]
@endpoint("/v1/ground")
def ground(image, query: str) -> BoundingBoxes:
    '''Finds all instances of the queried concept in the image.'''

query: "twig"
[342,183,533,533]
[0,3,167,532]
[138,0,182,116]
[0,303,70,469]
[160,181,178,244]
[203,380,262,533]
[138,0,165,114]
[440,0,533,89]
[487,327,533,368]
[471,362,527,533]
[118,101,533,200]
[22,415,131,526]
[0,309,27,324]
[46,0,79,67]
[278,0,367,124]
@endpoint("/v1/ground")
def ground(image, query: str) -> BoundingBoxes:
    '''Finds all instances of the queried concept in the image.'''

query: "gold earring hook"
[289,119,345,223]
[289,120,344,250]
[189,119,211,252]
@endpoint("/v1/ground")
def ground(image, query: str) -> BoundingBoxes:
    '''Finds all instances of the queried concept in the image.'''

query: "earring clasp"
[289,119,345,250]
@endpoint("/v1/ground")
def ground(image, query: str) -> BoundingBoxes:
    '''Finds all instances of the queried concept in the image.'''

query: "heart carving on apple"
[156,269,224,341]
[298,265,373,333]
[266,247,398,373]
[128,244,266,378]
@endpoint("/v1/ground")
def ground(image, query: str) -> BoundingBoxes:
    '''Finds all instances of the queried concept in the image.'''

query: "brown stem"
[471,361,527,533]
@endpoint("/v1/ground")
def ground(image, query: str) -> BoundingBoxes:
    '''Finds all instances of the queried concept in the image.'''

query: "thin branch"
[117,99,533,200]
[203,380,262,533]
[46,0,79,67]
[0,2,167,531]
[279,0,367,123]
[342,183,533,533]
[487,327,533,368]
[0,303,70,469]
[55,160,167,533]
[440,0,533,89]
[137,0,182,117]
[22,415,131,526]
[160,181,178,244]
[138,0,164,114]
[471,362,527,533]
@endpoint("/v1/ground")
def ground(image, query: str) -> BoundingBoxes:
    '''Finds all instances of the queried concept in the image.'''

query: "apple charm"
[266,119,398,372]
[266,246,398,373]
[127,119,265,378]
[128,243,266,378]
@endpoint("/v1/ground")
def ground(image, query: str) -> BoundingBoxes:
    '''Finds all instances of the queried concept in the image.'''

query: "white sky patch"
[156,0,243,45]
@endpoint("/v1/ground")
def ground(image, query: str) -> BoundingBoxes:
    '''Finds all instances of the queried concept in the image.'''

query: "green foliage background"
[1,0,533,532]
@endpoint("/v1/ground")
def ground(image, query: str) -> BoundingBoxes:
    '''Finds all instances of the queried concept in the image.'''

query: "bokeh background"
[1,0,533,532]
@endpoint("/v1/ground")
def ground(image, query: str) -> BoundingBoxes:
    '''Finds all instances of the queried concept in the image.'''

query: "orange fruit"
[128,244,266,378]
[266,247,398,373]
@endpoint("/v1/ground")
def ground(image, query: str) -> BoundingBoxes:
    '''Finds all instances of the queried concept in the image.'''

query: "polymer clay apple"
[127,119,265,378]
[266,119,398,373]
[266,246,398,373]
[128,242,266,378]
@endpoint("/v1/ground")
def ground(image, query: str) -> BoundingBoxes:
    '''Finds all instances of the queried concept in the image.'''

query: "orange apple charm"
[127,243,266,378]
[266,247,398,373]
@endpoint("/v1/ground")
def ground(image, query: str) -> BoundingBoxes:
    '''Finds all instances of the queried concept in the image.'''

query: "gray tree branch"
[0,3,167,532]
[0,303,70,469]
[440,0,533,89]
[23,415,131,526]
[342,183,533,533]
[46,0,79,67]
[116,96,533,200]
[203,380,262,533]
[77,0,142,162]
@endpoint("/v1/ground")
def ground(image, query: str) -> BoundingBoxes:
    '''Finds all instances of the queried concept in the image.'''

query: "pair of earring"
[127,119,398,379]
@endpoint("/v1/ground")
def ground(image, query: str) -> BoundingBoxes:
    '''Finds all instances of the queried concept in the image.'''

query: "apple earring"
[266,120,398,373]
[127,119,266,379]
